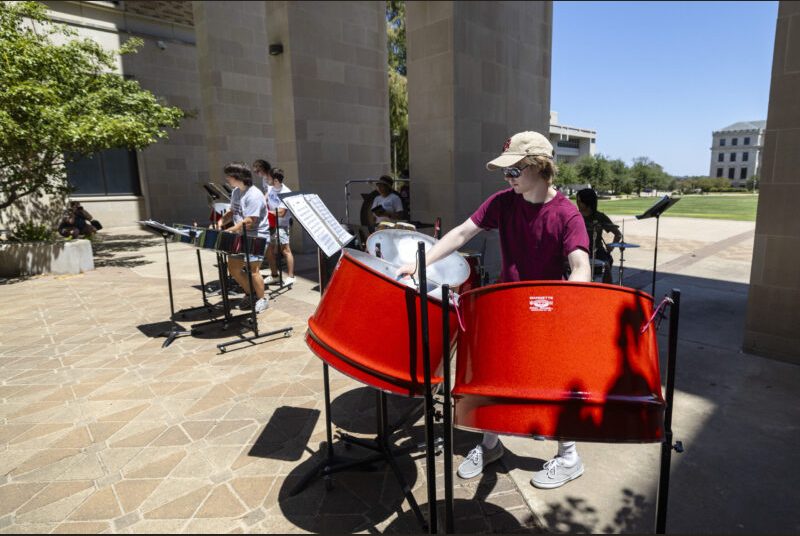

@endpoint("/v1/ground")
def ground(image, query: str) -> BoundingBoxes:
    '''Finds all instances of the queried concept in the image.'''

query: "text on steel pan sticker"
[529,296,554,312]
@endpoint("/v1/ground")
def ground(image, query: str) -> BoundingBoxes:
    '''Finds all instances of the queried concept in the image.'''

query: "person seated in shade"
[575,188,622,284]
[58,201,98,239]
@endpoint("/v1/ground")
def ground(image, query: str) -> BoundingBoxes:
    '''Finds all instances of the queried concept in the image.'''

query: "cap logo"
[502,137,512,152]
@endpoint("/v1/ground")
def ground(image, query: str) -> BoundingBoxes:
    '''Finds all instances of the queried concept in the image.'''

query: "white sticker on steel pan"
[529,295,554,312]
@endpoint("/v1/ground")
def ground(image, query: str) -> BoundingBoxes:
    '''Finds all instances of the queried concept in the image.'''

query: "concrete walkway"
[0,218,798,533]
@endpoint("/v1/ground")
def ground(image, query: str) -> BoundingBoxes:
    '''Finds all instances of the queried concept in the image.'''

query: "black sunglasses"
[501,162,531,179]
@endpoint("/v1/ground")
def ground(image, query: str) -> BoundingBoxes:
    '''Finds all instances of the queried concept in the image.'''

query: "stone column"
[265,1,390,250]
[406,1,552,277]
[193,1,275,182]
[743,2,800,363]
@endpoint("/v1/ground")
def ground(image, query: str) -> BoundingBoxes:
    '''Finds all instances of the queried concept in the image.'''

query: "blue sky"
[551,1,778,177]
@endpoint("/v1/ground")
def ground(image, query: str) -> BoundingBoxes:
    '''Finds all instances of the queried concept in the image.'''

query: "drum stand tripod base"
[216,326,293,353]
[289,390,435,532]
[159,323,193,348]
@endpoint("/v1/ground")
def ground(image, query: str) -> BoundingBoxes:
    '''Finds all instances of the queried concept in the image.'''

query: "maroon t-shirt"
[470,189,589,282]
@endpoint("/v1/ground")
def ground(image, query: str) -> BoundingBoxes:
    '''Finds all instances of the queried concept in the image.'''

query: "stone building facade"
[709,121,765,187]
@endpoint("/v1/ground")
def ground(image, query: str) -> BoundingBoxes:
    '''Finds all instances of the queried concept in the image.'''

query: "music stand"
[635,195,680,296]
[202,182,229,202]
[137,221,194,347]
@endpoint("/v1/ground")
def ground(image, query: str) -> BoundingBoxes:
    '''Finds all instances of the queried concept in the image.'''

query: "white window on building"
[728,168,735,179]
[742,152,749,162]
[720,138,726,146]
[732,138,738,146]
[717,153,724,162]
[730,152,736,162]
[716,168,724,177]
[740,168,747,180]
[744,137,750,145]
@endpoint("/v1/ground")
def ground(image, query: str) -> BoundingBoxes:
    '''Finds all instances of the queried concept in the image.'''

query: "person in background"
[264,168,295,286]
[369,175,404,226]
[252,159,272,194]
[576,188,622,284]
[58,201,97,239]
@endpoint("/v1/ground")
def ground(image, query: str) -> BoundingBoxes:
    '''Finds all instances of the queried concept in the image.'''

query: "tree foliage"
[629,157,671,194]
[386,0,408,175]
[0,1,184,213]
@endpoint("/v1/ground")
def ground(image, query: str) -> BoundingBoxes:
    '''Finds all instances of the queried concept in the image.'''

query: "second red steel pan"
[306,249,461,397]
[453,281,666,443]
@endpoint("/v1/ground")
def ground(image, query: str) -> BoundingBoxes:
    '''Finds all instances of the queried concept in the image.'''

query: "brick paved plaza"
[0,229,538,534]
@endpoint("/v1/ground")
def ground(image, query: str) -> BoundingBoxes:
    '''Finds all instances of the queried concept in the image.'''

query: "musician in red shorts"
[398,131,591,489]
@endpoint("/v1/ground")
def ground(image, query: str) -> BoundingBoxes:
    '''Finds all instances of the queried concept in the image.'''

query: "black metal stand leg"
[656,289,682,534]
[216,227,293,353]
[158,234,193,348]
[652,216,660,296]
[179,248,216,317]
[441,285,454,534]
[417,242,438,534]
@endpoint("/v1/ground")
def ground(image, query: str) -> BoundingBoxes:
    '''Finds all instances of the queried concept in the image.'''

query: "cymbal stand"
[157,232,194,348]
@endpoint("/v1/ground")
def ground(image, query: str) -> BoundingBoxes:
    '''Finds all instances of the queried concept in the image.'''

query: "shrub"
[11,222,55,243]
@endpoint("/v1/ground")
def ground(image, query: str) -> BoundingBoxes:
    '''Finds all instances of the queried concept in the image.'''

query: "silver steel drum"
[365,229,470,292]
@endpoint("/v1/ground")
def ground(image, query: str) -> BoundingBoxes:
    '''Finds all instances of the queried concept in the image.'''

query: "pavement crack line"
[630,229,754,290]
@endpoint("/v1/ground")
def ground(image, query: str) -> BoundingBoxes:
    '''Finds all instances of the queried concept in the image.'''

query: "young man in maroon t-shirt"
[398,131,591,489]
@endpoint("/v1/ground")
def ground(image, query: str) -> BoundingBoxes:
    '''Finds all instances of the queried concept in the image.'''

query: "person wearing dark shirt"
[397,131,591,490]
[576,188,622,284]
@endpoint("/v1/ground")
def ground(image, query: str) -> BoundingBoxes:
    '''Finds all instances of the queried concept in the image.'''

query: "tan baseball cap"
[485,131,554,170]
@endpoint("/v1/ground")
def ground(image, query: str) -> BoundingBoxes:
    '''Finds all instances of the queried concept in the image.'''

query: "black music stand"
[291,244,441,533]
[137,221,194,348]
[635,195,680,296]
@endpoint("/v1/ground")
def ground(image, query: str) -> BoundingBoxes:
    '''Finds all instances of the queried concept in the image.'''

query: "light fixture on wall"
[268,43,284,56]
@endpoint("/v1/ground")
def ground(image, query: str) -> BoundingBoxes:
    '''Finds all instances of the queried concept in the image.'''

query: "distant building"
[709,120,765,187]
[549,112,596,164]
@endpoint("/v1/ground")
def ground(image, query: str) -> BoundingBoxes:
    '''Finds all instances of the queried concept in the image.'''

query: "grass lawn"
[587,194,759,221]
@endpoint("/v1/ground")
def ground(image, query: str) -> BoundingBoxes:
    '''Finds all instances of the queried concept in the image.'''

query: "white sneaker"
[254,297,270,313]
[530,456,584,489]
[263,274,279,285]
[457,441,504,479]
[283,276,295,285]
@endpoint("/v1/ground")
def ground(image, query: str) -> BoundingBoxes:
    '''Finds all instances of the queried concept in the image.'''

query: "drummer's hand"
[396,263,416,279]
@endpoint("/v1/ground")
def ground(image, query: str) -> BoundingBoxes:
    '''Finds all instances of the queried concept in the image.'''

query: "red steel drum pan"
[453,281,665,443]
[306,246,469,397]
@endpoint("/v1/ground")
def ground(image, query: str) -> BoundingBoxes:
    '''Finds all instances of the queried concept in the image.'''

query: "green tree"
[630,157,669,195]
[386,1,408,175]
[0,2,183,213]
[575,154,611,191]
[608,158,630,194]
[555,161,578,187]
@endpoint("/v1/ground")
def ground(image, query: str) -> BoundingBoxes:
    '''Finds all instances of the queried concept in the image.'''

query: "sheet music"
[282,196,340,257]
[305,194,354,245]
[137,220,190,237]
